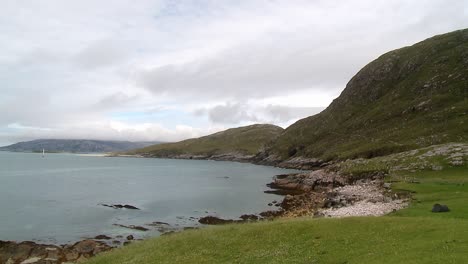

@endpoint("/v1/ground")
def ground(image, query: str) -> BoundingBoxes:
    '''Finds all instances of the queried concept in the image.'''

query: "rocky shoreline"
[0,239,112,264]
[198,168,408,223]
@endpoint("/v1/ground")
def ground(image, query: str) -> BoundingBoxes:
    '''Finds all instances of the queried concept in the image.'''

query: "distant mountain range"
[0,139,162,153]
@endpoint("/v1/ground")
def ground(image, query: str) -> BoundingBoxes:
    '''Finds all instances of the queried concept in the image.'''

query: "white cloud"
[0,0,467,145]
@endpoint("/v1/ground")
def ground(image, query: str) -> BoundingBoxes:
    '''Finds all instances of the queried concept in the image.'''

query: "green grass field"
[86,166,468,264]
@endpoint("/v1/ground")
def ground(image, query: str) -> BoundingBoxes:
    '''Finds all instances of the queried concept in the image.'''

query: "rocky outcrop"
[264,168,408,218]
[0,240,112,264]
[267,170,348,193]
[277,157,327,170]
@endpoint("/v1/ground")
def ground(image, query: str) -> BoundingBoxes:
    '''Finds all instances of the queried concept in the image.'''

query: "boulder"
[432,203,450,213]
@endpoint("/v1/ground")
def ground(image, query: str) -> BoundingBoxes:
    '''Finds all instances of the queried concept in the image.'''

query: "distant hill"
[260,28,468,165]
[0,139,162,153]
[130,124,283,161]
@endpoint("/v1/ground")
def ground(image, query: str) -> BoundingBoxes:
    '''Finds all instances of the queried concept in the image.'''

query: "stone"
[20,257,43,264]
[126,235,134,241]
[432,203,450,213]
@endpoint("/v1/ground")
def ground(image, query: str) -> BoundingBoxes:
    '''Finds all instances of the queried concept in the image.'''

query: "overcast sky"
[0,0,467,145]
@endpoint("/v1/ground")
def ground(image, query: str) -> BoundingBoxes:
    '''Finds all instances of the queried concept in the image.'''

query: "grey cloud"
[207,103,259,124]
[137,1,468,102]
[93,92,139,110]
[198,103,324,125]
[263,105,324,123]
[1,0,467,145]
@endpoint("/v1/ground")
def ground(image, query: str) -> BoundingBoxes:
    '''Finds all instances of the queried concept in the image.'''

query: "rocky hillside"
[260,28,468,166]
[0,139,160,153]
[130,124,283,161]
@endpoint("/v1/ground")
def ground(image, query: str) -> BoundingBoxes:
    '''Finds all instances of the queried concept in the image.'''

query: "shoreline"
[1,155,409,264]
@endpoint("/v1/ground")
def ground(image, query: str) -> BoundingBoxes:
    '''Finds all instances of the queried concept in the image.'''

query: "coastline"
[1,152,414,264]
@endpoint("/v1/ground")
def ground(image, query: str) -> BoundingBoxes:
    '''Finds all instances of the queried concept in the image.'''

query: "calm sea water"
[0,151,296,244]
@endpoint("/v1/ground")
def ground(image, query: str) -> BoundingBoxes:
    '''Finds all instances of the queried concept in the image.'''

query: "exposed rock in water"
[100,204,140,210]
[113,224,149,231]
[147,221,170,226]
[432,203,450,213]
[126,235,134,241]
[0,239,112,264]
[94,235,112,240]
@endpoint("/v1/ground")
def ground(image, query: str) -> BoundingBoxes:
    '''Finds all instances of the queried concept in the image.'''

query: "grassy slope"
[267,29,468,161]
[131,124,283,157]
[88,218,468,264]
[87,162,468,264]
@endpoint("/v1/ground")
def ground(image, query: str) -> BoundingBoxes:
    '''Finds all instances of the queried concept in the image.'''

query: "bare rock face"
[277,157,325,170]
[268,170,348,194]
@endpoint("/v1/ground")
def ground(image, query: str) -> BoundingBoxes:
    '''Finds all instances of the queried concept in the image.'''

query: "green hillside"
[86,143,468,264]
[131,124,283,158]
[265,29,468,162]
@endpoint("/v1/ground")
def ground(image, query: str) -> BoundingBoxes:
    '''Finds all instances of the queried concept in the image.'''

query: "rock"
[383,183,392,189]
[239,214,259,221]
[123,204,140,210]
[72,240,98,255]
[63,249,79,261]
[432,203,450,213]
[72,239,111,257]
[259,210,283,218]
[100,203,140,210]
[267,170,347,194]
[126,235,134,241]
[113,224,149,231]
[198,216,235,225]
[148,221,170,226]
[0,239,113,264]
[94,235,112,240]
[45,247,61,260]
[0,241,36,263]
[20,257,43,264]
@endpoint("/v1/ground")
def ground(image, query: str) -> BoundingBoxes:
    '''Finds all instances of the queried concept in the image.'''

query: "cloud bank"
[0,0,467,145]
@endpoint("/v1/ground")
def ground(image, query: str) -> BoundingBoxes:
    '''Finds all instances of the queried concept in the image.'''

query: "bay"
[0,151,296,244]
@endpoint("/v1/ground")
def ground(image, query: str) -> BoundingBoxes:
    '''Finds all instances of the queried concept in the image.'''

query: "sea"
[0,151,297,244]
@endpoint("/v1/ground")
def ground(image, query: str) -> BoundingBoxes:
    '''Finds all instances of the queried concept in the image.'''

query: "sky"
[0,0,467,145]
